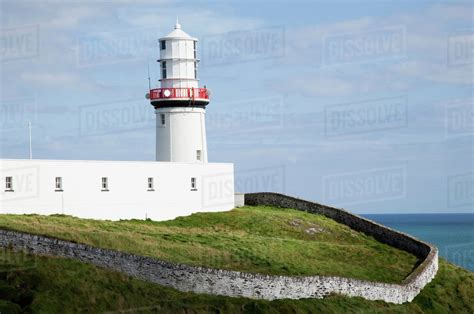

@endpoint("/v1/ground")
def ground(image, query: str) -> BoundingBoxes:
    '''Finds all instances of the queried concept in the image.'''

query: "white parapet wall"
[0,159,234,221]
[234,193,245,207]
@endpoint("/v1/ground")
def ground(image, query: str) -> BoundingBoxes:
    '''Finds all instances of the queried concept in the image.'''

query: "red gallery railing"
[149,88,209,101]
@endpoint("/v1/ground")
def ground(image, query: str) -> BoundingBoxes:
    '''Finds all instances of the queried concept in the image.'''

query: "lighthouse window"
[193,41,197,59]
[55,177,63,191]
[147,177,154,191]
[191,177,197,190]
[161,61,167,79]
[5,176,13,191]
[160,40,166,50]
[160,114,166,126]
[196,150,202,161]
[194,62,197,79]
[101,177,109,191]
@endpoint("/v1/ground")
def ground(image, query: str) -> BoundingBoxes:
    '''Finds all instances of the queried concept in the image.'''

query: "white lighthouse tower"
[148,21,209,163]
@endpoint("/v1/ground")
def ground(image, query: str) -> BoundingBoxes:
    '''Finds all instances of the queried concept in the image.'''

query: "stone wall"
[244,193,439,301]
[0,192,438,304]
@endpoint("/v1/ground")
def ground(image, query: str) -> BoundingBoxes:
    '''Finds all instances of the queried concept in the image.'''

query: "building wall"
[155,107,208,163]
[0,159,234,221]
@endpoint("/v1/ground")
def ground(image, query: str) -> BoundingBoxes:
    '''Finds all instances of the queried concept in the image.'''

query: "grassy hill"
[0,206,418,283]
[0,205,472,313]
[0,250,472,313]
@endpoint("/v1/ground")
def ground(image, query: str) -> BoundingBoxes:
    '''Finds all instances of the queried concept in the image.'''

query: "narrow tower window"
[161,61,167,79]
[191,177,197,190]
[160,40,166,50]
[193,41,197,59]
[101,177,109,191]
[194,62,197,79]
[147,177,154,191]
[196,150,201,161]
[5,176,13,191]
[160,114,166,126]
[55,177,63,191]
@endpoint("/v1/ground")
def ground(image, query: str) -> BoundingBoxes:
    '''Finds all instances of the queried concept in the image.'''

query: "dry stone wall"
[0,192,438,304]
[244,193,439,302]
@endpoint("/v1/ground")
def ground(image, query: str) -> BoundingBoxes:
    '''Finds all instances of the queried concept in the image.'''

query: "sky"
[0,0,473,214]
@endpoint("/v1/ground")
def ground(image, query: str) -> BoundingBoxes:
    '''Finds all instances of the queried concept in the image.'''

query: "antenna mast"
[28,120,32,159]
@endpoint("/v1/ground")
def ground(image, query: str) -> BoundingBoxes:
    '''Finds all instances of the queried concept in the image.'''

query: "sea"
[363,213,474,272]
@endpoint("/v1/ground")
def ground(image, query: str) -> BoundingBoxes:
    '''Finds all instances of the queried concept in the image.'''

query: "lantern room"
[149,21,209,109]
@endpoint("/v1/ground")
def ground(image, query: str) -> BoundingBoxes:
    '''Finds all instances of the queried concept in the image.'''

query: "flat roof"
[0,159,233,166]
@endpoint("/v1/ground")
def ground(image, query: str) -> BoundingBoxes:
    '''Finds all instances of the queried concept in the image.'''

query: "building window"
[55,177,63,191]
[191,177,197,190]
[160,40,166,50]
[196,150,201,161]
[160,114,166,126]
[147,177,154,191]
[101,177,109,191]
[194,62,197,79]
[193,41,197,59]
[5,176,13,191]
[162,61,167,79]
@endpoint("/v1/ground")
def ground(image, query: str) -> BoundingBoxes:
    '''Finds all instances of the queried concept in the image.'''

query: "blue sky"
[0,0,473,214]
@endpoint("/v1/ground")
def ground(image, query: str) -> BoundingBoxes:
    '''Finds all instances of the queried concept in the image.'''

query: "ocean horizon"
[363,213,474,272]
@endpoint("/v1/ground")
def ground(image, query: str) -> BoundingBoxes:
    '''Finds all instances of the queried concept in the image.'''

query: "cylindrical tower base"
[155,107,208,163]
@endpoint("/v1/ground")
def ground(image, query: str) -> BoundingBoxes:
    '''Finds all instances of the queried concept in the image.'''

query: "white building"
[0,23,235,221]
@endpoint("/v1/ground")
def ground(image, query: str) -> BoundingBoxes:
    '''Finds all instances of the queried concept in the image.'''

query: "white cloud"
[115,7,264,35]
[45,6,100,28]
[20,72,78,85]
[265,75,356,97]
[265,2,473,97]
[391,60,473,85]
[428,3,474,21]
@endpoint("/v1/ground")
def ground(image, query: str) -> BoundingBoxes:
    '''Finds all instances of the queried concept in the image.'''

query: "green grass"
[0,250,472,313]
[0,206,418,283]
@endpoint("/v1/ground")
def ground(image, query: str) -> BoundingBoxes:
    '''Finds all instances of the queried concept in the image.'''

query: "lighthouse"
[0,21,235,221]
[148,21,209,163]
